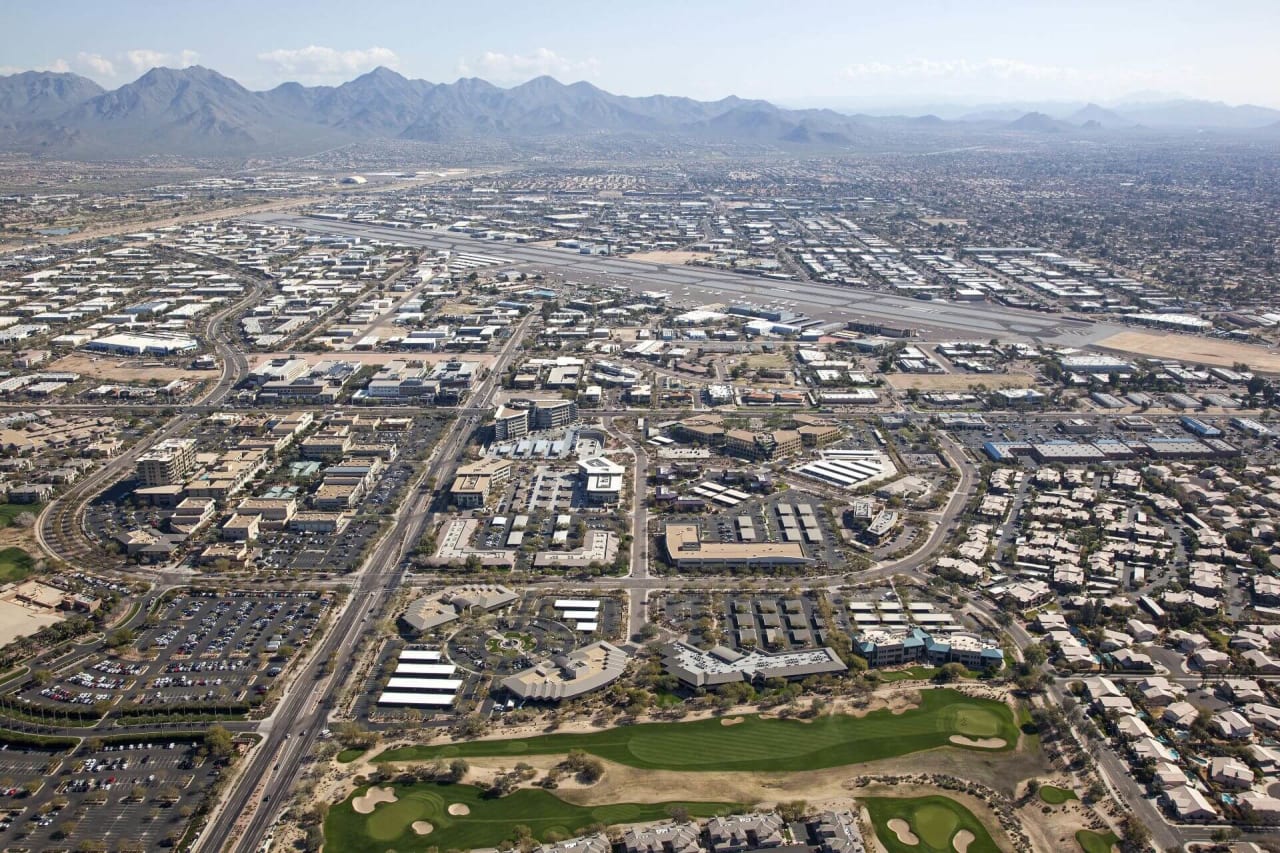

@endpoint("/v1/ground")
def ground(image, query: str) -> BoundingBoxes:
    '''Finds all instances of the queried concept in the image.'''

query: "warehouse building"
[86,332,198,355]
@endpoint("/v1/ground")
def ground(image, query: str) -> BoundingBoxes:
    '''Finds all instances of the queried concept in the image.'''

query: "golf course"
[1075,829,1120,853]
[1039,784,1078,805]
[864,796,1001,853]
[0,547,33,584]
[326,781,741,852]
[376,688,1018,771]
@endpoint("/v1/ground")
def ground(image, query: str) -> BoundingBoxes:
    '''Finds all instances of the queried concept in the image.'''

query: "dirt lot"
[1097,331,1280,373]
[0,521,38,553]
[886,370,1036,391]
[0,599,63,647]
[50,353,200,383]
[625,250,708,266]
[742,352,791,370]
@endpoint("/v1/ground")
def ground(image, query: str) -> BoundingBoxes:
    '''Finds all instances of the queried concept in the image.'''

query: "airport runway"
[246,213,1126,345]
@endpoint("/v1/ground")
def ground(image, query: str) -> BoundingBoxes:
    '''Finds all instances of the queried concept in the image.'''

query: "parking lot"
[11,590,331,719]
[256,517,382,574]
[0,737,218,851]
[657,488,846,571]
[655,590,833,652]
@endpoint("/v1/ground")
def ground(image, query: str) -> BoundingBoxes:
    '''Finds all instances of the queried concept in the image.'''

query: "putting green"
[326,782,741,853]
[864,796,1001,853]
[379,689,1018,772]
[1039,785,1078,805]
[1075,829,1119,853]
[948,706,1003,738]
[913,802,961,848]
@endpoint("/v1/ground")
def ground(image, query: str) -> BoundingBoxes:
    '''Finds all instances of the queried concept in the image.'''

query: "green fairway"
[325,782,740,852]
[1039,784,1078,805]
[1075,830,1119,853]
[864,796,1001,853]
[376,688,1017,771]
[0,547,34,584]
[337,748,366,763]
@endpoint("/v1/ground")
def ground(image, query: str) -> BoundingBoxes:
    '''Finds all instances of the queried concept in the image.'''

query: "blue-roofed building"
[1179,416,1222,438]
[983,441,1009,462]
[857,626,1002,670]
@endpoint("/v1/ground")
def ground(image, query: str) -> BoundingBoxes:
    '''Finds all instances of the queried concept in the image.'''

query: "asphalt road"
[602,416,651,639]
[201,315,531,853]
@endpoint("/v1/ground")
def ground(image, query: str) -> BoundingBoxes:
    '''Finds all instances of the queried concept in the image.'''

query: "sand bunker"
[412,821,434,835]
[721,717,744,726]
[886,819,920,845]
[949,735,1006,748]
[352,786,397,814]
[845,692,921,719]
[447,803,471,816]
[953,829,975,853]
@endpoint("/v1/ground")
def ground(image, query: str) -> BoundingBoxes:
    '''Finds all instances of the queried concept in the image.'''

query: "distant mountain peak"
[1007,111,1068,132]
[2,63,1278,158]
[0,70,105,122]
[1068,102,1133,128]
[354,65,409,84]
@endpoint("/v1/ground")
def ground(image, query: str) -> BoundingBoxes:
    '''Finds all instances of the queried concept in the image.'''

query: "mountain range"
[1,65,1278,158]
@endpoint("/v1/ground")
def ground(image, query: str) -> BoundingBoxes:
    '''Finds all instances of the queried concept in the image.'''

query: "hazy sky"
[3,0,1278,107]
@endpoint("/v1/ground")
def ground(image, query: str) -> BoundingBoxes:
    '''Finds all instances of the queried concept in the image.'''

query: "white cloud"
[0,58,71,75]
[842,57,1171,98]
[844,56,1167,88]
[125,48,199,73]
[457,48,599,83]
[845,57,1098,83]
[256,45,399,78]
[75,52,115,77]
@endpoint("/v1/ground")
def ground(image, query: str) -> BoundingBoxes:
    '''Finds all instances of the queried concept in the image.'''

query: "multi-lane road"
[198,314,532,853]
[246,213,1125,345]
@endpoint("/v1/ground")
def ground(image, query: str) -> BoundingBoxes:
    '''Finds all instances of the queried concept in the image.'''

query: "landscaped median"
[375,689,1018,771]
[326,781,741,853]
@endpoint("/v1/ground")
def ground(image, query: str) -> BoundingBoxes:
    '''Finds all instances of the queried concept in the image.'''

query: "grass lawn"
[376,688,1017,771]
[743,352,790,370]
[0,504,40,528]
[864,796,1000,853]
[1075,830,1120,853]
[877,666,978,683]
[326,782,740,853]
[654,690,684,708]
[1016,703,1040,750]
[1039,785,1078,805]
[0,547,34,584]
[337,748,367,763]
